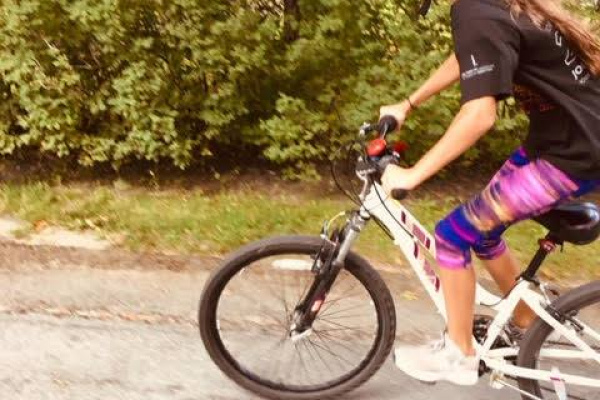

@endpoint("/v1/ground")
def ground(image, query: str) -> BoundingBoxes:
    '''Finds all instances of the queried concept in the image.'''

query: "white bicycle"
[199,118,600,400]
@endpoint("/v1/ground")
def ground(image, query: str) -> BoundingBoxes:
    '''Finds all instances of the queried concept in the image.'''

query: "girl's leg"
[437,154,587,352]
[482,248,536,328]
[395,150,597,385]
[432,148,531,355]
[480,173,600,328]
[392,150,530,383]
[439,266,476,355]
[468,148,538,328]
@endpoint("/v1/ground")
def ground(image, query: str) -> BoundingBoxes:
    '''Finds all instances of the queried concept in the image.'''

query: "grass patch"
[0,182,598,281]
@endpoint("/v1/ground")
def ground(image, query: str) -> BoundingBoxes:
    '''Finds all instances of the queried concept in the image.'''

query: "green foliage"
[0,1,590,175]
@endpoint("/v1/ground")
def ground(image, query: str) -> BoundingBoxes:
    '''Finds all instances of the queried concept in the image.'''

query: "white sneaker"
[394,334,479,386]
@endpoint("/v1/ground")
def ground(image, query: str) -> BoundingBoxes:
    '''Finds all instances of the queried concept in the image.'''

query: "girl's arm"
[382,96,497,192]
[408,52,461,107]
[380,53,460,123]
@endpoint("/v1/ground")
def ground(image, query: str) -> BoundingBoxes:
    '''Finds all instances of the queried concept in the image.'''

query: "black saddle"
[534,202,600,245]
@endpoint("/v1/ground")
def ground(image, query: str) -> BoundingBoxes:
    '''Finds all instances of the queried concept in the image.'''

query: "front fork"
[290,210,369,336]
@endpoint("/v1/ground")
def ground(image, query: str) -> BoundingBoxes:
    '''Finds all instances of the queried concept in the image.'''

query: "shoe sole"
[393,351,478,386]
[403,370,479,386]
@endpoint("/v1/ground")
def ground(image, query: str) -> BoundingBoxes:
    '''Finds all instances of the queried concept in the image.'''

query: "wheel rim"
[525,298,600,399]
[208,249,383,393]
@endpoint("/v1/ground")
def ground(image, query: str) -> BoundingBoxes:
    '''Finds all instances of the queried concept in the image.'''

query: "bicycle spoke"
[318,303,373,320]
[212,250,384,392]
[313,330,367,357]
[294,343,313,385]
[279,269,293,325]
[544,342,600,351]
[263,339,290,383]
[525,298,600,400]
[295,269,313,306]
[300,340,322,383]
[538,384,588,400]
[310,331,356,366]
[320,292,366,315]
[306,337,337,377]
[319,312,374,322]
[317,318,373,334]
[320,283,362,314]
[241,335,287,372]
[312,330,352,371]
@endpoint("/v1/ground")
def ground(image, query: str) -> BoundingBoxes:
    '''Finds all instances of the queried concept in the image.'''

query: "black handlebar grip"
[378,115,398,135]
[391,189,409,200]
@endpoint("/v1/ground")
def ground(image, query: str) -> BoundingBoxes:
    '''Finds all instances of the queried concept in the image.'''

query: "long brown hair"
[505,0,600,76]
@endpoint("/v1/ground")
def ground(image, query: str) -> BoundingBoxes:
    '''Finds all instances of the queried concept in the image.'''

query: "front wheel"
[517,280,600,399]
[199,235,396,400]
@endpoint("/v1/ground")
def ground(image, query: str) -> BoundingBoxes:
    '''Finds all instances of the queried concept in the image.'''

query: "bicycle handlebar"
[378,116,408,200]
[377,115,398,137]
[369,155,410,201]
[361,115,399,138]
[358,116,409,201]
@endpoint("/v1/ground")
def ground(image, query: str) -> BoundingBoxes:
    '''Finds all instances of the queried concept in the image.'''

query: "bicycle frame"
[348,180,600,390]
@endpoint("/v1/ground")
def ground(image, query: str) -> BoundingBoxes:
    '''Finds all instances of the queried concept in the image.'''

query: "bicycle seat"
[533,202,600,245]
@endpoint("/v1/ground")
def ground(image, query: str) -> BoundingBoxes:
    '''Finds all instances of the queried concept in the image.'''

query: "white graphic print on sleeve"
[461,54,495,81]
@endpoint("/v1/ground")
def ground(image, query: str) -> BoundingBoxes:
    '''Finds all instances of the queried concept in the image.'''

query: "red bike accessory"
[393,141,409,154]
[367,138,387,157]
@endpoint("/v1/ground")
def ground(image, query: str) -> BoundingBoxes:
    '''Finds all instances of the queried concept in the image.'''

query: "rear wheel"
[199,235,397,400]
[517,281,600,399]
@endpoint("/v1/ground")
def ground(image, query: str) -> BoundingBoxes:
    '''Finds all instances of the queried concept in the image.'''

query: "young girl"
[380,0,600,385]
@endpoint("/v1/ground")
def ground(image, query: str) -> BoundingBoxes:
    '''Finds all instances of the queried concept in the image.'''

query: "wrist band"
[407,97,417,110]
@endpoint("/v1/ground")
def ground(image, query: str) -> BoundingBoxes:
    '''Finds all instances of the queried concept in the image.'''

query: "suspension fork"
[291,210,369,334]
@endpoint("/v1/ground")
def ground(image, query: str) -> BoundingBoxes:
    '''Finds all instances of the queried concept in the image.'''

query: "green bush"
[0,0,592,175]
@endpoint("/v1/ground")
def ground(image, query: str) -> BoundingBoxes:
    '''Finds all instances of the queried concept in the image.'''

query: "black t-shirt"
[451,0,600,179]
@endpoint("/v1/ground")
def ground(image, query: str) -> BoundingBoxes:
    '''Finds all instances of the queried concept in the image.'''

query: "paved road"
[1,313,522,400]
[0,243,596,399]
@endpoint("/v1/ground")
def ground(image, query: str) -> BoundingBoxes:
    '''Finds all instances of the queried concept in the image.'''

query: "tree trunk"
[283,0,300,42]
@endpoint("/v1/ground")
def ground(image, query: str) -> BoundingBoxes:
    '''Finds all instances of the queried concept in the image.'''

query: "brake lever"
[376,155,399,172]
[356,158,377,176]
[359,122,378,137]
[356,156,410,201]
[360,116,397,138]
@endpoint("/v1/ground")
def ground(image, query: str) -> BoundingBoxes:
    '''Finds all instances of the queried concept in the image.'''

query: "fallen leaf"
[401,291,419,301]
[34,220,49,232]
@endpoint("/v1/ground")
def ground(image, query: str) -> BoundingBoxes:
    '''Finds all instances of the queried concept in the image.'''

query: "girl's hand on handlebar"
[382,164,418,194]
[379,101,412,132]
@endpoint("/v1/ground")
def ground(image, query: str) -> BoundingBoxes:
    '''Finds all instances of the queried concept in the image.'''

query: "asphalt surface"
[0,242,597,400]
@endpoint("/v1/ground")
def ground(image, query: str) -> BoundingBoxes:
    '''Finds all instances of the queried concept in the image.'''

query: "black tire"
[199,235,396,400]
[517,280,600,399]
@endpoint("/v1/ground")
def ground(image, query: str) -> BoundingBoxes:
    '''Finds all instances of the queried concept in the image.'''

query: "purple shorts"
[435,148,598,269]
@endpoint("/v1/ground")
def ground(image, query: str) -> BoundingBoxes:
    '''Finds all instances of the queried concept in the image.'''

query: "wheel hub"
[290,327,314,343]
